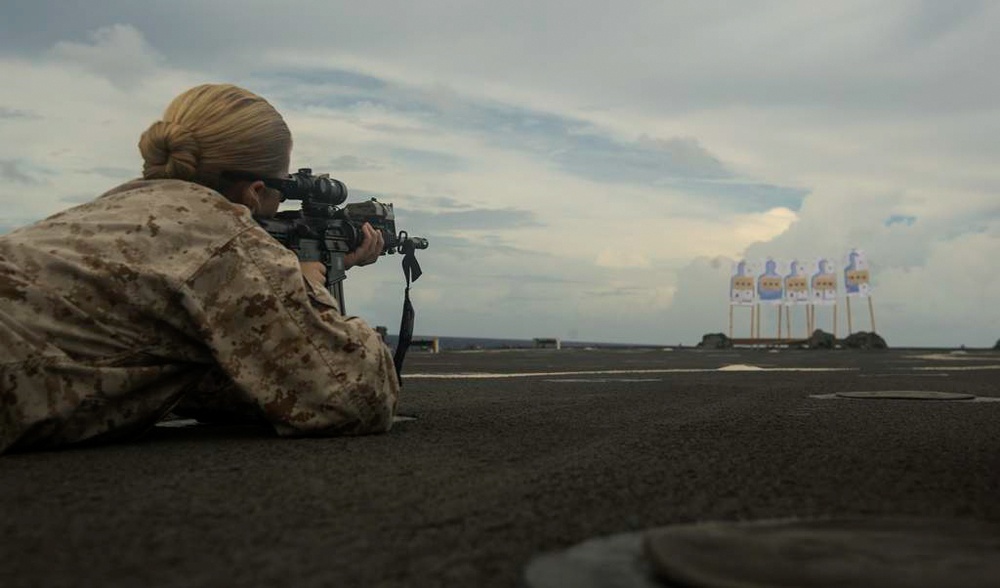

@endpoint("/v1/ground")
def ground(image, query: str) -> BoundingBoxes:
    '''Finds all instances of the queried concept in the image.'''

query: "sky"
[0,1,998,347]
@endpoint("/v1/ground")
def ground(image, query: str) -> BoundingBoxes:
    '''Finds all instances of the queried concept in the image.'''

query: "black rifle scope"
[284,168,348,206]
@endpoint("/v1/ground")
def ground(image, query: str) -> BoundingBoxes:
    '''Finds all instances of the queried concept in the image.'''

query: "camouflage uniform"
[0,179,399,453]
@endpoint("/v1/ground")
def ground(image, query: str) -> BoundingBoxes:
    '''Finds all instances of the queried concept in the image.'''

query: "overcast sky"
[1,1,998,347]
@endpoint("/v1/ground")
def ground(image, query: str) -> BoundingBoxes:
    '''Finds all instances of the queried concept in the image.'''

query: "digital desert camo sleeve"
[178,226,399,437]
[0,179,398,453]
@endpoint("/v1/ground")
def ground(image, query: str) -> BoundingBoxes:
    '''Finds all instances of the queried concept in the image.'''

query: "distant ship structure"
[728,249,876,342]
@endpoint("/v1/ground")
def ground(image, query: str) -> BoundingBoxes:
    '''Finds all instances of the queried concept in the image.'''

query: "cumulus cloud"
[884,214,917,227]
[403,207,542,232]
[0,107,40,120]
[1,4,998,346]
[0,160,42,184]
[49,24,165,88]
[595,250,652,269]
[327,155,383,171]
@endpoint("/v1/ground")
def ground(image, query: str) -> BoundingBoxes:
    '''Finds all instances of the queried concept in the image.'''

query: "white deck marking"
[909,354,1000,362]
[404,366,856,379]
[913,365,1000,371]
[860,373,950,378]
[810,393,1000,403]
[545,378,663,383]
[717,364,765,371]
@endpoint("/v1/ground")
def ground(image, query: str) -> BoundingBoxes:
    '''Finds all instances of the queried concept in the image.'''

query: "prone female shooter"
[0,84,398,452]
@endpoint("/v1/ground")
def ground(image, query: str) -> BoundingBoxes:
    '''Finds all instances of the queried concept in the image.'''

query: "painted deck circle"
[524,518,1000,588]
[644,518,1000,588]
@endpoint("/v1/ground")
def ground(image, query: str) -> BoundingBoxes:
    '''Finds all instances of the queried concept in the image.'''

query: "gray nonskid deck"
[2,348,998,587]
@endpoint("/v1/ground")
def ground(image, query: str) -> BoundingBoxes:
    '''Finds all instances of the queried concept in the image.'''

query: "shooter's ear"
[227,180,267,213]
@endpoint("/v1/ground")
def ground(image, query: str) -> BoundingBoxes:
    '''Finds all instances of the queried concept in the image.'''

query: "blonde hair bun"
[137,84,291,186]
[139,120,201,181]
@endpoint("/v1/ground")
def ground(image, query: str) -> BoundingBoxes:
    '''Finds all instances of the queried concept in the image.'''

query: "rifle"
[251,168,428,383]
[253,168,427,312]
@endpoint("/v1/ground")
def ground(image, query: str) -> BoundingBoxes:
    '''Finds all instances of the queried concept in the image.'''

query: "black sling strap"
[392,240,422,386]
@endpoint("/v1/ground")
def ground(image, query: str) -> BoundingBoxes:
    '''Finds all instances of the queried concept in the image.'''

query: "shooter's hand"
[300,261,327,288]
[344,223,384,269]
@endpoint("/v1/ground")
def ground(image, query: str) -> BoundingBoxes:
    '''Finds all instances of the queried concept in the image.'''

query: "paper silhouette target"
[810,258,838,305]
[783,260,809,305]
[844,248,872,298]
[757,258,784,305]
[730,260,757,306]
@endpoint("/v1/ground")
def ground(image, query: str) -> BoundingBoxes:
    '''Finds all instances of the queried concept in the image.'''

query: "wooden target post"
[808,302,838,337]
[728,303,757,340]
[745,303,802,342]
[868,297,877,333]
[846,296,853,334]
[791,305,808,340]
[845,295,878,334]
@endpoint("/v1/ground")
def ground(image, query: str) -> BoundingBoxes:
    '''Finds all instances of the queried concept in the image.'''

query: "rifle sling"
[392,245,422,386]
